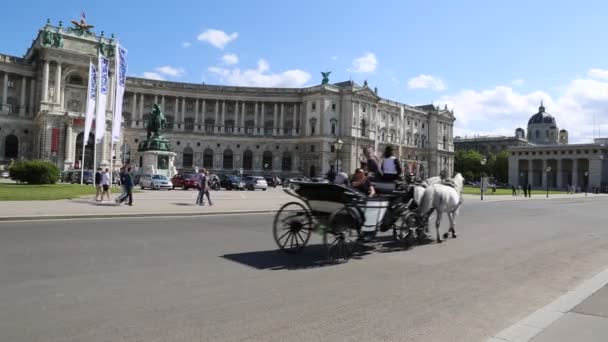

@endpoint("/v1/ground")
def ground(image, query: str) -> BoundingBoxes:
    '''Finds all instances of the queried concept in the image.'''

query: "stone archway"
[4,134,18,159]
[75,132,94,169]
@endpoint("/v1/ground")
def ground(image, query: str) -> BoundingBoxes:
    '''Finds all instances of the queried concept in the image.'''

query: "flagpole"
[93,56,101,188]
[81,57,93,185]
[109,60,117,188]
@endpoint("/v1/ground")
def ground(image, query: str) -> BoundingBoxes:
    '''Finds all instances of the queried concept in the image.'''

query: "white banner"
[112,43,128,143]
[83,62,97,145]
[95,54,109,144]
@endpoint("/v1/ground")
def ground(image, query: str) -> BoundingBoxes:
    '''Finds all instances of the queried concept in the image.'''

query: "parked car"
[1,170,9,179]
[71,170,94,185]
[265,177,278,188]
[310,177,329,184]
[61,170,74,183]
[139,174,173,190]
[244,176,268,191]
[283,177,306,188]
[220,175,245,190]
[172,172,198,190]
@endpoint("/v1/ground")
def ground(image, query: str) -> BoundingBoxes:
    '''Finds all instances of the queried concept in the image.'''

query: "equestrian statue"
[147,104,166,140]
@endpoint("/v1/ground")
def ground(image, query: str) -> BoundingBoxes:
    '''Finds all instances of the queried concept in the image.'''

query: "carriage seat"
[371,180,407,195]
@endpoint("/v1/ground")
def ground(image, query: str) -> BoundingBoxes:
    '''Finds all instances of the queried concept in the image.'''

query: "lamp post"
[584,171,589,196]
[333,138,343,172]
[480,157,487,200]
[546,166,551,198]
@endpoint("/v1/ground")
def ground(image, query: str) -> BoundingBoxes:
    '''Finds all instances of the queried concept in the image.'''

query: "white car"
[1,170,9,179]
[140,174,173,190]
[244,176,268,191]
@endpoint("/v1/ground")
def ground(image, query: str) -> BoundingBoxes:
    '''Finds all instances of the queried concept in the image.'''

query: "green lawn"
[0,183,100,201]
[462,185,566,195]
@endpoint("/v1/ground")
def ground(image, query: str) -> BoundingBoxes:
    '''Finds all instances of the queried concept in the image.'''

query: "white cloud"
[221,53,239,65]
[331,56,338,61]
[511,78,525,86]
[350,52,377,73]
[142,72,164,80]
[407,74,446,91]
[437,69,608,143]
[588,68,608,80]
[181,42,192,48]
[155,65,185,77]
[197,29,239,49]
[208,59,311,87]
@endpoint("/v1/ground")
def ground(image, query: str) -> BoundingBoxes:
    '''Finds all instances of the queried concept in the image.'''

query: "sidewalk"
[463,192,608,202]
[0,187,293,221]
[488,267,608,342]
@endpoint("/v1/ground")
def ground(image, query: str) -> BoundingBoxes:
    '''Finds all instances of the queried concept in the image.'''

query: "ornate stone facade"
[0,20,455,178]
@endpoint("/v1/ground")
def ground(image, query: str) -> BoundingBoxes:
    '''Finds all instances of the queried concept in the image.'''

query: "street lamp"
[480,157,487,200]
[584,171,589,196]
[333,138,343,172]
[546,166,551,198]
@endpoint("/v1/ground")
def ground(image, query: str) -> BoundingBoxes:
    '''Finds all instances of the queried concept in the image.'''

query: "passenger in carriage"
[362,147,382,180]
[351,168,376,197]
[380,146,402,181]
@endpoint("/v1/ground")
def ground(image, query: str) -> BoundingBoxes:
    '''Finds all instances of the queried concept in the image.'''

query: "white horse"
[417,173,465,243]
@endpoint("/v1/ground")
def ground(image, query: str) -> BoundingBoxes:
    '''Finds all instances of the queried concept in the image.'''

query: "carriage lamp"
[480,157,487,201]
[584,171,589,196]
[546,166,551,198]
[333,138,343,172]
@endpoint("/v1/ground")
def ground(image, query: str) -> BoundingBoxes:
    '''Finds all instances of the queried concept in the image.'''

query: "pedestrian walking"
[94,167,103,202]
[523,184,528,197]
[511,184,516,196]
[326,165,337,183]
[204,170,213,206]
[527,184,532,197]
[117,167,133,206]
[196,168,207,206]
[101,168,111,202]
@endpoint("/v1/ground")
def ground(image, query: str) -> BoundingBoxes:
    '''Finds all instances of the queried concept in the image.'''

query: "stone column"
[2,72,8,113]
[273,103,278,136]
[153,95,158,106]
[261,103,265,134]
[139,94,145,125]
[181,97,186,131]
[241,102,246,130]
[54,61,62,105]
[214,100,219,133]
[19,76,26,115]
[174,97,179,128]
[280,103,285,135]
[131,93,137,127]
[42,60,50,102]
[64,123,73,163]
[161,95,165,112]
[572,158,579,187]
[254,102,259,134]
[194,98,200,130]
[292,104,297,136]
[221,100,225,132]
[589,158,602,189]
[202,99,206,128]
[234,100,239,132]
[29,77,35,115]
[556,159,563,189]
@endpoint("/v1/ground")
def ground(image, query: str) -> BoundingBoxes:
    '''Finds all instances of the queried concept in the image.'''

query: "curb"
[486,265,608,342]
[0,209,278,222]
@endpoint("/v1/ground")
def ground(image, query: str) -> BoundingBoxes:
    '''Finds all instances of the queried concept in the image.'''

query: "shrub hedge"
[9,160,60,184]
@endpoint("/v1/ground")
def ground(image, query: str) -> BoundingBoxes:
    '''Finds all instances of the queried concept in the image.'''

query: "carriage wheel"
[326,207,361,262]
[273,202,312,254]
[393,212,418,246]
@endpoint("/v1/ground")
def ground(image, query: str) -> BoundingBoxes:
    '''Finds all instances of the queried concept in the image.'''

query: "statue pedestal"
[140,150,177,177]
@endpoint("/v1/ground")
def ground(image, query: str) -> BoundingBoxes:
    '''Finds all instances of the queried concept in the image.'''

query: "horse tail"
[418,185,435,216]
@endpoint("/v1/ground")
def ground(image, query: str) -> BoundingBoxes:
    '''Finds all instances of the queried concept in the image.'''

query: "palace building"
[0,18,455,178]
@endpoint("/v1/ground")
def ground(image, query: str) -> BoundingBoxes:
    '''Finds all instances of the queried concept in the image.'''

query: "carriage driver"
[351,168,376,197]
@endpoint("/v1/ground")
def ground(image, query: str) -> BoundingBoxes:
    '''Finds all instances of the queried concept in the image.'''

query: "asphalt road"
[1,197,608,342]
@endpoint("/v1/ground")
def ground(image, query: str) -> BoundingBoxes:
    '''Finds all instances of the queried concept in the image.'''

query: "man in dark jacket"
[118,167,134,206]
[527,183,532,197]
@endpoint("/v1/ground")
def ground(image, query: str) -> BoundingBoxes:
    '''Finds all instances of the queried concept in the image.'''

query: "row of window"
[514,149,598,156]
[178,149,294,171]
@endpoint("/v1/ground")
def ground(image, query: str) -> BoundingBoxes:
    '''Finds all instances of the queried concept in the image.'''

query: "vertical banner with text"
[83,62,97,145]
[95,54,109,144]
[112,43,128,143]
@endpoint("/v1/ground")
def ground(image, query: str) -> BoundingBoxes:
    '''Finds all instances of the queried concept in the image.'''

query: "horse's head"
[453,173,464,193]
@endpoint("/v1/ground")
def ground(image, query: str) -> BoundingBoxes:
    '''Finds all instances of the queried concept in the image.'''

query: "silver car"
[140,174,173,190]
[244,176,268,191]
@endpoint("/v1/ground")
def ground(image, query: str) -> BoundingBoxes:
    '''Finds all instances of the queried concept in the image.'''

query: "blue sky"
[3,0,608,142]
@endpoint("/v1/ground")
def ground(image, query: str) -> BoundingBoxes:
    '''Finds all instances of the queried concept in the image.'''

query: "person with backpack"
[380,146,402,181]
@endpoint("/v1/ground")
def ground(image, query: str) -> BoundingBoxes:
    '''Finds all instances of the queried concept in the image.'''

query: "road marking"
[239,192,247,199]
[486,265,608,342]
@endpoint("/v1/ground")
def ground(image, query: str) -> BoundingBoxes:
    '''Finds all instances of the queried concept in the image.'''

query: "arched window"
[535,130,540,139]
[68,74,84,85]
[309,118,317,136]
[4,134,18,159]
[243,150,253,170]
[442,136,447,149]
[263,151,273,170]
[203,148,213,168]
[182,147,194,168]
[330,118,337,135]
[223,149,233,169]
[282,152,292,171]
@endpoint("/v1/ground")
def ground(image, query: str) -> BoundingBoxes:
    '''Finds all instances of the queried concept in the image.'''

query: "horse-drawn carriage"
[272,181,427,261]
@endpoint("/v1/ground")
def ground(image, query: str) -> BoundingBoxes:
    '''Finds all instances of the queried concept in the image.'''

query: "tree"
[454,150,485,181]
[493,150,509,183]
